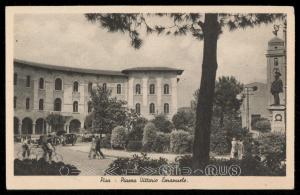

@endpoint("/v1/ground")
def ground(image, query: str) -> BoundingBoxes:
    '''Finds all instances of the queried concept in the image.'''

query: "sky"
[14,14,285,108]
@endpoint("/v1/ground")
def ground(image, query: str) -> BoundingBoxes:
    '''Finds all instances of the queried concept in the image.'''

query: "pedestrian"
[237,139,244,160]
[230,137,238,159]
[95,136,105,159]
[88,135,97,159]
[21,136,31,159]
[41,135,55,163]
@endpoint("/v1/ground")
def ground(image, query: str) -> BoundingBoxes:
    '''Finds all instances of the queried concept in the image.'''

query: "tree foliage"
[150,114,174,133]
[85,12,285,168]
[46,113,66,132]
[91,85,127,134]
[172,110,195,131]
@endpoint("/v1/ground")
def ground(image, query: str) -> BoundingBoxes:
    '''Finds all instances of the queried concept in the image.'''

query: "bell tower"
[266,25,286,133]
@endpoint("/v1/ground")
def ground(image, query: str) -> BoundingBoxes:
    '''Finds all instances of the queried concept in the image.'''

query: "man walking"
[95,136,105,159]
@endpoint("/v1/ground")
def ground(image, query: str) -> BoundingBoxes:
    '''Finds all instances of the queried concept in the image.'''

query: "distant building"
[13,59,183,135]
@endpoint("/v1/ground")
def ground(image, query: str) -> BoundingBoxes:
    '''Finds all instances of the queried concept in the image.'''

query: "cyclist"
[21,136,31,159]
[41,135,55,163]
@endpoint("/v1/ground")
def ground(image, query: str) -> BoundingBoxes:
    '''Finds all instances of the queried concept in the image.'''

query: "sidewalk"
[69,143,230,162]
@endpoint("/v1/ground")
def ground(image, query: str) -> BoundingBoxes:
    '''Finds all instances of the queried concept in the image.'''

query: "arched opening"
[136,84,141,94]
[150,84,155,94]
[22,117,33,135]
[135,103,141,114]
[164,84,169,94]
[54,98,62,111]
[55,78,62,90]
[69,119,81,133]
[150,103,155,114]
[73,81,79,92]
[164,103,169,114]
[117,84,121,94]
[73,101,78,112]
[39,78,44,89]
[35,118,46,135]
[14,117,19,135]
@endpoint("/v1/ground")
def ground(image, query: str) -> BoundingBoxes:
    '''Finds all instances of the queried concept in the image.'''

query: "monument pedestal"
[268,105,286,133]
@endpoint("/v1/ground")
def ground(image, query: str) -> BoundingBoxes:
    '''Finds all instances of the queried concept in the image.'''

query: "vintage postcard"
[6,6,295,189]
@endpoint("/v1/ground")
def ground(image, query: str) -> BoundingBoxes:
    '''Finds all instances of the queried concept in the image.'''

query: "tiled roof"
[14,59,126,77]
[122,67,184,75]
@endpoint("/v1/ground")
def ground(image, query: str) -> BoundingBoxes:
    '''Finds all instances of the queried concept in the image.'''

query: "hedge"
[142,122,158,152]
[170,130,193,154]
[111,126,127,149]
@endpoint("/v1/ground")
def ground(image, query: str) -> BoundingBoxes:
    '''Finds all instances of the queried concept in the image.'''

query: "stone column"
[157,77,162,113]
[171,77,178,116]
[19,123,22,135]
[33,79,39,110]
[128,77,134,108]
[142,77,148,107]
[32,123,36,135]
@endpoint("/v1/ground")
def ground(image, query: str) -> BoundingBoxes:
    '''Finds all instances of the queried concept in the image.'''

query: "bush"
[151,114,174,133]
[172,110,195,131]
[101,134,111,148]
[106,153,168,175]
[126,141,143,152]
[127,117,147,141]
[255,119,271,132]
[14,159,80,175]
[170,130,192,154]
[142,122,158,152]
[153,132,170,153]
[111,126,127,149]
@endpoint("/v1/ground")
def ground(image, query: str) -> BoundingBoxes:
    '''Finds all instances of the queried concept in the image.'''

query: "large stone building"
[13,59,183,135]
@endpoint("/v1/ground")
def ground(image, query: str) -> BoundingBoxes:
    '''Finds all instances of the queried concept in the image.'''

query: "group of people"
[230,137,245,160]
[20,135,55,162]
[88,135,105,159]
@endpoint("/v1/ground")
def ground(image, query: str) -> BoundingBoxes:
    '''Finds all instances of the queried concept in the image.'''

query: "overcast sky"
[14,14,284,107]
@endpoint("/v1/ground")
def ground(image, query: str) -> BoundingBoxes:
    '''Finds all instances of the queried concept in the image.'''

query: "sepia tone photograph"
[6,6,294,189]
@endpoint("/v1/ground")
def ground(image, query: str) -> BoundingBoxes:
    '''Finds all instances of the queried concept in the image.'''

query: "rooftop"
[14,59,126,76]
[122,67,184,75]
[268,36,284,44]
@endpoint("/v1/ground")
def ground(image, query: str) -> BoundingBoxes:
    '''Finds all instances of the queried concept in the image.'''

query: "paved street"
[14,143,115,176]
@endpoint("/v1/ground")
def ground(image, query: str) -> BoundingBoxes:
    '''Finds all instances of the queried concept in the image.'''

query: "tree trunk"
[192,13,219,170]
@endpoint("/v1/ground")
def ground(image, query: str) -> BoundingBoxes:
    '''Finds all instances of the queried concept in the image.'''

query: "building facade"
[13,59,183,135]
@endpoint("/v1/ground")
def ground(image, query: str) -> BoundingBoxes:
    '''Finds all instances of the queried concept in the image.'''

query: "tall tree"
[91,85,127,134]
[85,13,285,169]
[46,113,66,132]
[192,76,243,127]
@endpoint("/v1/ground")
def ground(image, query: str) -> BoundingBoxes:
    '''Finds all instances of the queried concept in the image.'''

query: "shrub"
[111,126,127,149]
[210,128,231,155]
[170,130,192,154]
[151,114,174,133]
[172,110,195,131]
[127,117,147,141]
[14,159,80,176]
[142,122,158,152]
[106,153,168,175]
[101,134,111,148]
[153,132,170,153]
[255,119,271,132]
[126,141,143,152]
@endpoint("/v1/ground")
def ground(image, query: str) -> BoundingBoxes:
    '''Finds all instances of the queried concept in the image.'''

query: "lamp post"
[237,86,258,131]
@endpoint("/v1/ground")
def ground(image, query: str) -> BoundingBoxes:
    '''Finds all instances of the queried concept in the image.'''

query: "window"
[117,84,121,94]
[14,73,17,85]
[150,84,155,94]
[164,84,169,94]
[88,82,93,93]
[164,103,169,114]
[103,83,107,91]
[39,99,44,111]
[136,84,141,94]
[73,101,78,112]
[26,75,31,87]
[135,103,141,114]
[54,98,62,111]
[14,96,16,109]
[39,78,44,89]
[274,58,278,66]
[26,98,30,110]
[149,103,155,114]
[55,78,62,90]
[73,81,79,92]
[88,101,92,113]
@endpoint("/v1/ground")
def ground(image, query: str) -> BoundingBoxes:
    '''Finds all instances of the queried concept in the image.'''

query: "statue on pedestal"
[270,71,283,105]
